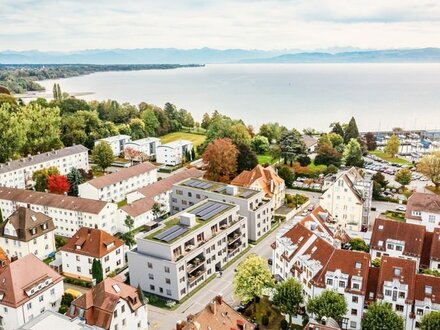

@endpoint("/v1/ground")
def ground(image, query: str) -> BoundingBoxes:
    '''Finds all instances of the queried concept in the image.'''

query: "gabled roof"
[429,228,440,261]
[0,247,10,268]
[414,274,440,304]
[121,198,156,217]
[406,192,440,221]
[278,223,315,261]
[365,266,380,303]
[84,162,156,189]
[67,278,144,330]
[370,218,425,257]
[61,227,123,258]
[0,207,55,242]
[302,135,319,149]
[231,165,284,197]
[0,254,63,308]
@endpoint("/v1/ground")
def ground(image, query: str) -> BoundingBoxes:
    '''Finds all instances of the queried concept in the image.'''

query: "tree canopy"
[92,141,114,172]
[279,129,307,165]
[385,135,400,158]
[361,302,404,330]
[395,168,412,187]
[236,143,258,173]
[420,310,440,330]
[203,138,238,183]
[343,117,360,144]
[272,278,304,326]
[417,152,440,189]
[343,138,364,167]
[307,289,347,323]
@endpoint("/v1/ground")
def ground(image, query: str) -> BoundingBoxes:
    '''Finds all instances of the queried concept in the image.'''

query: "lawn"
[257,154,275,165]
[160,132,206,148]
[370,150,412,165]
[382,211,406,222]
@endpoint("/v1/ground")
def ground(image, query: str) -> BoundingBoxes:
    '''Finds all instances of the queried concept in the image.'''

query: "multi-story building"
[156,140,193,166]
[413,274,440,329]
[320,167,372,232]
[231,164,286,210]
[0,207,56,260]
[0,187,119,237]
[95,135,131,156]
[78,162,157,203]
[59,227,125,281]
[0,145,89,189]
[429,228,440,270]
[171,178,273,241]
[17,310,96,330]
[66,278,148,330]
[406,192,440,232]
[0,254,64,330]
[124,137,161,158]
[370,218,426,268]
[128,199,248,301]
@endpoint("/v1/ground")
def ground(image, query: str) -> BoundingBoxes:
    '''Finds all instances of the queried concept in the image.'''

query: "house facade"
[124,137,161,158]
[95,135,131,156]
[156,140,193,166]
[405,192,440,232]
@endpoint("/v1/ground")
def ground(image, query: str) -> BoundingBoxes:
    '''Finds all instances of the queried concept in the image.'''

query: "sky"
[1,0,440,51]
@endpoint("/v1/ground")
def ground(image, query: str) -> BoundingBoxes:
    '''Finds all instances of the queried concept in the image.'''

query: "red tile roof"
[276,223,315,261]
[421,231,433,268]
[405,192,440,221]
[231,165,284,198]
[430,228,440,261]
[414,274,440,304]
[365,266,380,303]
[61,227,123,258]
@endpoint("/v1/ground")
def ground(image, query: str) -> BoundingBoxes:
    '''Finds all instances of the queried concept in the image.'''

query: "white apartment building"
[95,135,131,156]
[320,167,372,232]
[67,278,148,330]
[413,274,440,329]
[0,207,56,260]
[17,310,96,330]
[171,178,273,242]
[124,137,161,158]
[0,145,89,189]
[405,192,440,232]
[0,187,119,237]
[128,199,248,301]
[0,254,64,330]
[59,227,125,281]
[156,140,193,166]
[78,162,157,203]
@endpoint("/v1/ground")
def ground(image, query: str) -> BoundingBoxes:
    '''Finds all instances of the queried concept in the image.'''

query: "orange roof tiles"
[231,165,284,198]
[430,228,440,261]
[414,274,440,304]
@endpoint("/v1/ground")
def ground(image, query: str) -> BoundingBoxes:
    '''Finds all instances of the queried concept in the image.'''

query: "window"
[399,292,405,299]
[352,296,358,303]
[385,289,392,296]
[351,309,357,315]
[387,244,394,250]
[122,319,126,326]
[76,255,80,261]
[77,266,81,272]
[326,278,333,285]
[339,281,345,288]
[166,289,172,296]
[396,305,404,312]
[27,302,32,310]
[378,240,383,247]
[149,273,154,280]
[350,321,357,329]
[166,278,171,284]
[394,268,401,276]
[39,295,44,302]
[164,266,170,273]
[355,262,361,269]
[353,283,360,290]
[425,286,432,295]
[147,262,153,269]
[150,285,155,291]
[396,245,403,251]
[105,256,110,262]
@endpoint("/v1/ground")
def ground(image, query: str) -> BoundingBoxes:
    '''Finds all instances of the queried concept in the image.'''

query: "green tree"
[259,122,287,143]
[421,310,440,329]
[307,289,347,323]
[277,166,295,187]
[0,103,28,163]
[417,152,440,189]
[361,302,404,330]
[328,133,345,153]
[129,118,146,140]
[364,132,377,151]
[330,122,344,138]
[152,203,162,219]
[236,143,258,173]
[272,278,304,327]
[373,172,389,188]
[32,167,59,192]
[343,117,360,144]
[59,97,91,114]
[120,215,136,248]
[92,258,104,284]
[233,254,274,303]
[66,167,84,196]
[314,143,342,167]
[251,135,270,154]
[230,123,252,146]
[279,129,307,165]
[395,168,412,187]
[384,135,400,158]
[140,108,159,136]
[349,238,369,252]
[343,138,364,167]
[201,113,211,129]
[92,141,114,172]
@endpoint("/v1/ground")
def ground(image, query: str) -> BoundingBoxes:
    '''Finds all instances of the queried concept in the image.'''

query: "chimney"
[176,320,187,330]
[215,294,223,305]
[209,299,217,315]
[270,179,274,193]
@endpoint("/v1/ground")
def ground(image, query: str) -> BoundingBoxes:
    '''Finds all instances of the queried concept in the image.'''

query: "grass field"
[370,150,412,165]
[257,154,275,165]
[160,132,206,148]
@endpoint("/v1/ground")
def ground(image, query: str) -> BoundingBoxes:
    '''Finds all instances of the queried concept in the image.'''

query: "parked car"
[396,206,407,212]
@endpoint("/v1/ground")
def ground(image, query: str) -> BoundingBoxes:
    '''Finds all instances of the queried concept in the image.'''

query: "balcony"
[228,241,242,256]
[187,254,205,272]
[188,267,206,284]
[227,231,241,245]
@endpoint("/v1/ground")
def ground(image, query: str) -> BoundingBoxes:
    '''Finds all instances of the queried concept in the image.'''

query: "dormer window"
[41,223,48,230]
[378,240,383,247]
[355,262,361,269]
[394,268,401,276]
[425,286,432,295]
[378,225,384,230]
[75,245,81,250]
[30,228,37,235]
[352,283,360,290]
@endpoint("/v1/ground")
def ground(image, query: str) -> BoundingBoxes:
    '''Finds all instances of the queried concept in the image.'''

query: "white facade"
[107,297,148,330]
[407,210,440,232]
[124,137,161,157]
[370,240,420,268]
[0,145,89,189]
[156,140,193,166]
[95,135,131,156]
[128,200,248,301]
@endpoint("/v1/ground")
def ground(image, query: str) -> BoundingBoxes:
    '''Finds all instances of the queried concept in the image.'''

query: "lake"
[37,63,440,131]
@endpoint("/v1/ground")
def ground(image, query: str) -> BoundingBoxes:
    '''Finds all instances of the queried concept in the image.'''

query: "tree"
[259,122,287,143]
[328,133,344,153]
[326,164,338,175]
[277,166,295,187]
[152,203,162,219]
[349,238,369,252]
[140,108,159,136]
[203,138,238,183]
[32,167,59,192]
[251,135,270,154]
[314,143,342,167]
[0,103,28,163]
[395,168,412,187]
[343,117,360,144]
[129,118,146,140]
[272,278,304,327]
[48,175,70,194]
[236,143,258,173]
[361,302,404,330]
[279,129,307,165]
[364,132,377,151]
[420,310,440,330]
[307,289,347,323]
[330,122,344,137]
[201,113,211,129]
[120,215,136,248]
[92,259,104,284]
[417,152,440,189]
[92,141,114,172]
[343,138,364,167]
[373,172,388,188]
[233,254,274,303]
[297,155,311,167]
[66,167,84,196]
[385,135,400,158]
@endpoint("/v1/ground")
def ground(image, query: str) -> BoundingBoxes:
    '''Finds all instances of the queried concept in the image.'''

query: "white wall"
[108,298,148,330]
[0,230,56,260]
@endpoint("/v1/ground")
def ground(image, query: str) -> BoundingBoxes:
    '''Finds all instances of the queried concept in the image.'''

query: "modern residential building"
[370,218,426,268]
[405,192,440,232]
[175,295,255,330]
[156,140,193,166]
[17,310,96,330]
[231,164,286,210]
[0,254,64,330]
[302,135,319,154]
[66,278,148,330]
[0,207,56,260]
[124,137,161,158]
[128,199,248,301]
[95,135,131,156]
[78,162,157,203]
[58,227,125,281]
[171,178,273,241]
[0,187,119,237]
[320,167,373,232]
[0,145,89,189]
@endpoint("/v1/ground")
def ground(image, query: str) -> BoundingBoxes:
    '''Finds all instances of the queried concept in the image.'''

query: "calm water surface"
[38,64,440,131]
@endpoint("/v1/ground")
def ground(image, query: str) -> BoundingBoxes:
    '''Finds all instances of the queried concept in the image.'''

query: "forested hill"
[0,64,203,94]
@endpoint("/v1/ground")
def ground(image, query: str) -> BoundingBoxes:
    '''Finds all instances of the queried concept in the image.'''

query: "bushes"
[58,305,68,314]
[63,277,93,288]
[261,314,269,326]
[280,319,289,330]
[55,236,66,249]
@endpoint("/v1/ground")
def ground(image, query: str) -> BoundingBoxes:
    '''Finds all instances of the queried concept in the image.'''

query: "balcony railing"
[188,269,206,284]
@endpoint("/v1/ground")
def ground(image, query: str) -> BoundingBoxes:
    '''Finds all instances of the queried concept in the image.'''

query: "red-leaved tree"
[48,175,70,195]
[202,138,238,183]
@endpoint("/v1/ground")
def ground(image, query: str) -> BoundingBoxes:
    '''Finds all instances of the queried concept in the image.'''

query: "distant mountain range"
[1,47,440,64]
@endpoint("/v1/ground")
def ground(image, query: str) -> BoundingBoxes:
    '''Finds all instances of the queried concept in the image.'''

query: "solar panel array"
[184,179,213,190]
[154,225,189,242]
[214,186,226,193]
[240,191,254,198]
[192,201,230,221]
